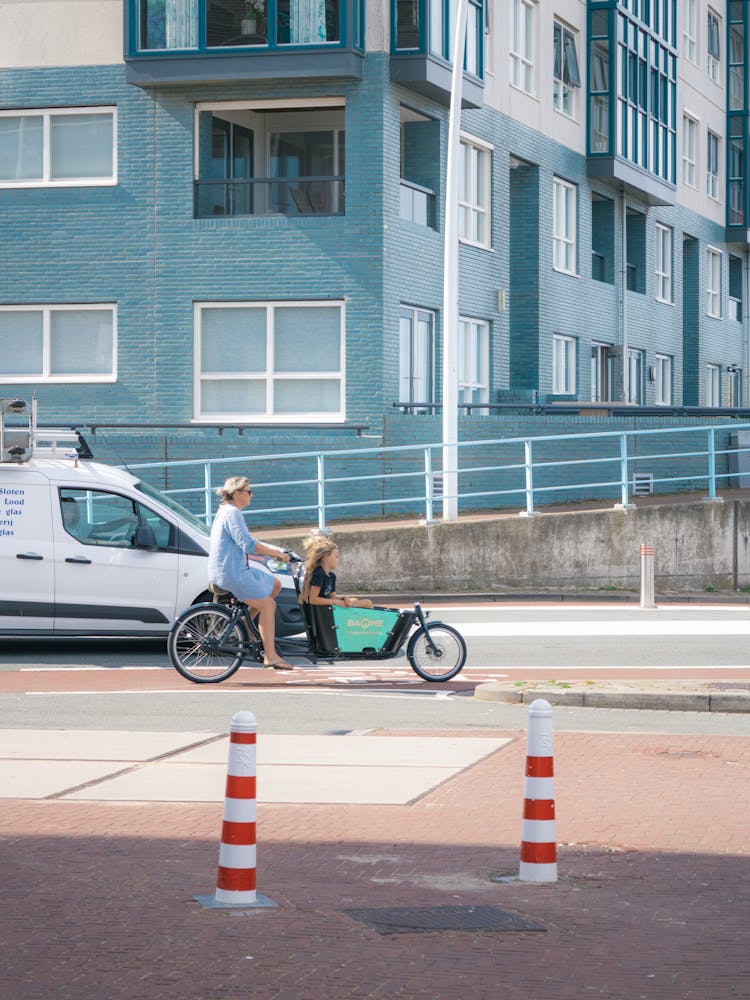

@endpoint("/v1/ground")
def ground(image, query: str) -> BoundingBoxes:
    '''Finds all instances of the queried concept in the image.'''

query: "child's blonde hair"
[299,534,338,603]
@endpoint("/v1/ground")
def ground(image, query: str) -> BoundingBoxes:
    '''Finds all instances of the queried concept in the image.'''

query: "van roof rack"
[1,398,93,463]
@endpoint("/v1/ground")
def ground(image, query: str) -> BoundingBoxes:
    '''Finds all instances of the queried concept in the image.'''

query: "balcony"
[195,175,344,217]
[390,0,484,108]
[125,0,364,86]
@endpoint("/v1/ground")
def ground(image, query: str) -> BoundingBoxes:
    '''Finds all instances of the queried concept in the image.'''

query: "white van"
[0,401,302,637]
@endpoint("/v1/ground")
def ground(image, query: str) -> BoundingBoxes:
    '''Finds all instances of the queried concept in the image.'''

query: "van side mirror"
[133,524,158,551]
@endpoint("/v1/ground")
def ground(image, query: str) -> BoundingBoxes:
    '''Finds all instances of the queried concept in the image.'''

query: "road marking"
[450,620,750,637]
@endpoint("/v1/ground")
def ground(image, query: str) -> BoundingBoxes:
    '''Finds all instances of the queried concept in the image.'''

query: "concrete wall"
[273,498,750,594]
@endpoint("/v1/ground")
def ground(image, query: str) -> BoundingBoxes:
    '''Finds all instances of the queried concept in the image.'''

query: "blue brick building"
[1,0,749,479]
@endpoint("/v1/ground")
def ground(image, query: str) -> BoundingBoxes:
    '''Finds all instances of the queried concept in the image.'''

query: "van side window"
[58,489,174,549]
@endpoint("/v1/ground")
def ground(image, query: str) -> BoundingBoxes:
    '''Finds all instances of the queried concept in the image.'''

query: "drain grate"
[342,905,545,935]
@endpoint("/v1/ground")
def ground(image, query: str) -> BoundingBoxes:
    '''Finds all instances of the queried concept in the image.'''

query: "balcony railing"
[399,179,436,229]
[194,176,345,218]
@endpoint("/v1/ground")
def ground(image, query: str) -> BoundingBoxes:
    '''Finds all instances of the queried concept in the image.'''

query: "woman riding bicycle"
[207,476,293,670]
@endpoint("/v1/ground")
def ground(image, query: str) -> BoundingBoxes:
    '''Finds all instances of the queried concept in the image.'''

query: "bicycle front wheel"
[168,605,248,683]
[407,623,467,682]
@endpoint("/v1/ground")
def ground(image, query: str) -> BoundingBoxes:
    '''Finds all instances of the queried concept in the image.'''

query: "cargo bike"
[167,552,467,684]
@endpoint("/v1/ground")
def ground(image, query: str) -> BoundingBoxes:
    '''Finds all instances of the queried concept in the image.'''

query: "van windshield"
[136,480,210,537]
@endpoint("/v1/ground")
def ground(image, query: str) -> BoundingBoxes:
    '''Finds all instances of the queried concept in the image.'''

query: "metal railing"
[194,176,344,218]
[120,420,750,531]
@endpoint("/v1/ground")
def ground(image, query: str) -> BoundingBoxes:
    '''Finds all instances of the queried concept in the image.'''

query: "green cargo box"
[331,606,403,653]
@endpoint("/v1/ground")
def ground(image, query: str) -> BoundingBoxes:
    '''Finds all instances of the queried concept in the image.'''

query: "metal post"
[706,427,717,500]
[203,463,213,527]
[520,439,538,516]
[639,544,655,609]
[316,453,327,532]
[614,433,632,509]
[423,446,434,525]
[441,0,469,523]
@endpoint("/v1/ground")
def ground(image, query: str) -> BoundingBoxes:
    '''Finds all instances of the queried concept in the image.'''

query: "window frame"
[552,333,577,395]
[682,114,698,188]
[0,303,117,383]
[654,353,673,405]
[0,106,117,189]
[552,176,577,276]
[707,8,721,83]
[194,299,346,424]
[553,19,581,118]
[707,246,722,318]
[655,223,673,303]
[509,0,536,95]
[399,305,436,410]
[627,348,644,405]
[707,129,720,200]
[683,0,697,63]
[458,317,490,408]
[458,134,492,249]
[706,362,721,406]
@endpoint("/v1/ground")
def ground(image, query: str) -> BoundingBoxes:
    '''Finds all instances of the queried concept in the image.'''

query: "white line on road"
[450,620,750,637]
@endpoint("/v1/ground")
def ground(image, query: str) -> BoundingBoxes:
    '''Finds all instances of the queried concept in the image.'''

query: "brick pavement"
[2,729,749,1000]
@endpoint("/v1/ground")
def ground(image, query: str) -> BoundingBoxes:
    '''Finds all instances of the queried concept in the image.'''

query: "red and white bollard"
[195,710,275,910]
[518,698,558,883]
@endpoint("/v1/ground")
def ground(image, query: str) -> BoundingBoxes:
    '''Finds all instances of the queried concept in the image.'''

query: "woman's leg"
[246,582,293,668]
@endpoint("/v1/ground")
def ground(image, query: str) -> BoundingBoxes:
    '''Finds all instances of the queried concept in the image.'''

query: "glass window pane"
[274,378,340,413]
[49,310,113,375]
[0,116,43,181]
[274,306,341,372]
[0,311,43,375]
[50,114,113,180]
[201,379,266,413]
[201,308,266,372]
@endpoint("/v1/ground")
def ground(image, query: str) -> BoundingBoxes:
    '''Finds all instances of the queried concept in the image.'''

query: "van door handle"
[17,552,43,560]
[65,556,92,564]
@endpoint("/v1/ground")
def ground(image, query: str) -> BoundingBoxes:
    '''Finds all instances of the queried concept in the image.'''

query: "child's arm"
[308,585,349,607]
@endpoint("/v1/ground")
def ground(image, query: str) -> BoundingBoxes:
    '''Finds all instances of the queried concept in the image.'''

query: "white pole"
[442,0,469,522]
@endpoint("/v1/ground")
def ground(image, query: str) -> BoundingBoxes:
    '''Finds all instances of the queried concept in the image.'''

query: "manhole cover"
[342,905,545,935]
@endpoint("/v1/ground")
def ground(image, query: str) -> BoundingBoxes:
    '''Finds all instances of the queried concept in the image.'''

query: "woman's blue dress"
[207,503,274,601]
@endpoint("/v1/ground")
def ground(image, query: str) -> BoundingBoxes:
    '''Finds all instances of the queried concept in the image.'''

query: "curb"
[473,684,750,713]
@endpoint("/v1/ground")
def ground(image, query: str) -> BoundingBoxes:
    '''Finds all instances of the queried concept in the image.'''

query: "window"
[683,0,697,62]
[682,115,698,188]
[400,106,438,229]
[458,318,489,408]
[552,334,576,395]
[707,246,722,317]
[706,363,721,405]
[729,254,743,321]
[727,368,742,406]
[655,354,672,405]
[138,0,341,50]
[195,103,345,218]
[707,130,720,200]
[399,306,434,409]
[707,9,721,83]
[591,193,614,284]
[655,224,673,303]
[552,176,576,274]
[59,489,174,550]
[553,20,581,117]
[591,343,615,402]
[459,137,491,247]
[627,348,644,404]
[626,209,646,293]
[0,107,116,187]
[510,0,535,94]
[0,305,116,382]
[195,301,344,422]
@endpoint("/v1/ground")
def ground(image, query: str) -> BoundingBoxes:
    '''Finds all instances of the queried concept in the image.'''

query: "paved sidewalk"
[2,727,749,1000]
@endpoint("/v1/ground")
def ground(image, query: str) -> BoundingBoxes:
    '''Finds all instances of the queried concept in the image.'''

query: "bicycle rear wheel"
[406,623,467,682]
[168,605,248,683]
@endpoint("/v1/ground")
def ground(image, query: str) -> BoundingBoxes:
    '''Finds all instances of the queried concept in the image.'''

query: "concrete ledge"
[473,683,750,713]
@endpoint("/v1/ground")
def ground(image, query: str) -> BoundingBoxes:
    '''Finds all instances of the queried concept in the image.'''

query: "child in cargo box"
[299,535,374,609]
